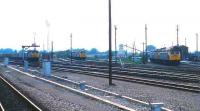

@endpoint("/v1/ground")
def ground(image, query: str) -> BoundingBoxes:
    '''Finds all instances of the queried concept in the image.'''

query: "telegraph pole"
[185,37,187,46]
[33,32,36,50]
[196,33,198,53]
[177,25,179,46]
[145,24,147,63]
[43,41,45,51]
[114,25,117,63]
[126,43,128,57]
[51,41,54,61]
[135,42,137,56]
[70,33,72,64]
[108,0,112,85]
[142,42,145,64]
[46,20,50,52]
[133,41,135,59]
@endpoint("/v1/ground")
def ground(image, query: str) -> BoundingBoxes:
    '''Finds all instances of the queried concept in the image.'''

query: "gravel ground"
[0,67,124,111]
[16,66,151,111]
[52,70,200,111]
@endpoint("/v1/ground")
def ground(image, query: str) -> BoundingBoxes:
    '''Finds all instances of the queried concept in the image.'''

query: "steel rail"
[0,74,42,111]
[0,102,5,111]
[52,67,200,93]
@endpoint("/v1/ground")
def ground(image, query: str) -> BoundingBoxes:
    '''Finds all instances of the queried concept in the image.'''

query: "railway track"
[52,60,200,83]
[57,58,200,75]
[142,64,200,74]
[10,61,200,82]
[52,66,200,93]
[3,57,200,74]
[3,57,200,76]
[58,58,200,75]
[0,102,4,111]
[3,59,200,92]
[0,74,42,111]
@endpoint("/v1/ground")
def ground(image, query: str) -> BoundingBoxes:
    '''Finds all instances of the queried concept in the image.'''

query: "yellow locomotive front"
[31,51,39,58]
[79,51,86,59]
[168,51,181,61]
[26,50,40,66]
[168,46,181,65]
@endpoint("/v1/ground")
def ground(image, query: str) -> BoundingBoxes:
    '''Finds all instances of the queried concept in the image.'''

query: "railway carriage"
[150,46,181,65]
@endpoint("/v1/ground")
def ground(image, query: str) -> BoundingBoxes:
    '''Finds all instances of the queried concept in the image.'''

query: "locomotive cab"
[25,50,40,66]
[169,46,181,61]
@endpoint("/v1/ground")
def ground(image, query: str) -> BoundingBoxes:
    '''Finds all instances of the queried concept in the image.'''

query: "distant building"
[178,45,188,60]
[118,44,125,58]
[119,44,124,51]
[188,52,200,61]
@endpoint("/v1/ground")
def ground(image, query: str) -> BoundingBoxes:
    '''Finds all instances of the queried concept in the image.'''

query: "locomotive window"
[171,51,179,54]
[175,51,180,54]
[170,50,180,54]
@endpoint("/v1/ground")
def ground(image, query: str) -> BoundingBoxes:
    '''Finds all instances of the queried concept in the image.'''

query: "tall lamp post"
[196,33,198,53]
[45,20,50,52]
[133,41,135,60]
[108,0,112,85]
[114,25,117,64]
[70,33,72,64]
[142,42,145,64]
[145,24,147,63]
[177,25,179,46]
[51,41,53,61]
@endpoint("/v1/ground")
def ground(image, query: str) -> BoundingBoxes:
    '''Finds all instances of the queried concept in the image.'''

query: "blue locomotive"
[150,46,181,65]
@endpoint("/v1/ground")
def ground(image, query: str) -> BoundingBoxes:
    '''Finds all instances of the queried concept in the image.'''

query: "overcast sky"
[0,0,200,52]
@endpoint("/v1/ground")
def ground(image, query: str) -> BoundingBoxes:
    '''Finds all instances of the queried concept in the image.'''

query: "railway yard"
[0,58,199,111]
[2,0,200,110]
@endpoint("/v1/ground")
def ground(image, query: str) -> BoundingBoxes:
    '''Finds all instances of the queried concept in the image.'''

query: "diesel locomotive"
[149,46,181,65]
[25,50,40,66]
[70,50,86,60]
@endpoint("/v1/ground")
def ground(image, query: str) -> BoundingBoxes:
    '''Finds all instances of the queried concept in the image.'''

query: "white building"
[117,44,126,58]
